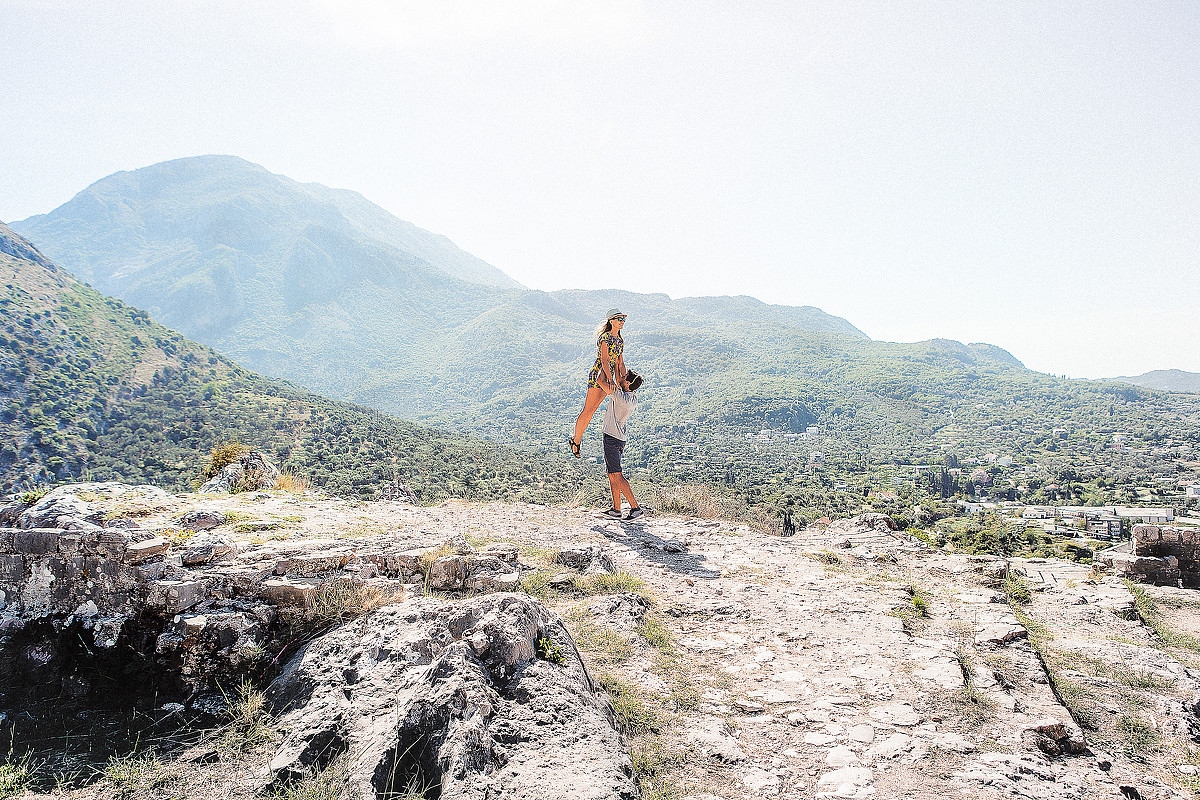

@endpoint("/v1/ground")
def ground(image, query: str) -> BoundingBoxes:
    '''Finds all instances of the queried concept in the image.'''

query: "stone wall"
[1120,524,1200,587]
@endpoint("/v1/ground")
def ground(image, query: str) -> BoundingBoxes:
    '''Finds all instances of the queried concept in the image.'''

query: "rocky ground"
[2,483,1200,799]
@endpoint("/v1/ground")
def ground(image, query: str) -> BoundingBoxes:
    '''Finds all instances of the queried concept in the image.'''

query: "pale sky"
[2,1,1197,378]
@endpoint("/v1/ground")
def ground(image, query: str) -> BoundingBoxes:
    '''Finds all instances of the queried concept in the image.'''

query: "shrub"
[203,441,250,480]
[17,486,49,506]
[536,636,564,664]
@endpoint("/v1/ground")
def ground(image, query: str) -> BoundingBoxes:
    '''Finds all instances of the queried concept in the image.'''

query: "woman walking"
[569,308,627,457]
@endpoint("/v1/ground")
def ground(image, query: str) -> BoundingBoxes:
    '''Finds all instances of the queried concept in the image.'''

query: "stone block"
[285,550,353,577]
[56,534,83,556]
[0,554,25,584]
[148,579,206,613]
[14,530,60,555]
[482,543,519,564]
[181,533,237,566]
[1133,524,1160,542]
[96,531,130,559]
[395,549,429,575]
[260,578,319,606]
[1163,528,1182,545]
[177,510,227,531]
[427,556,469,590]
[126,537,169,564]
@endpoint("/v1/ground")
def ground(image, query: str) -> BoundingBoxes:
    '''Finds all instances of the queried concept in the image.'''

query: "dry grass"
[219,679,275,754]
[305,578,405,626]
[564,607,636,665]
[0,754,31,800]
[274,471,311,495]
[102,750,171,800]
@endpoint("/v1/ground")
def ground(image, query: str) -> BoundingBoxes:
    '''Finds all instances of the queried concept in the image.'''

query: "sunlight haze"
[1,0,1196,378]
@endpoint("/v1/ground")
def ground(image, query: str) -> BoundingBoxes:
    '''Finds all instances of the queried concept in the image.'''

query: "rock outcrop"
[267,593,637,799]
[199,451,281,494]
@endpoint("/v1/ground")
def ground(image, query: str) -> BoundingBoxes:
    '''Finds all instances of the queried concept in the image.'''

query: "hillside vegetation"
[12,157,1200,519]
[0,223,579,500]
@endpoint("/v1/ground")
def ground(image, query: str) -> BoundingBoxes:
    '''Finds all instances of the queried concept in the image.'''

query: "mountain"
[13,156,863,424]
[1115,369,1200,394]
[13,157,1200,513]
[0,221,577,501]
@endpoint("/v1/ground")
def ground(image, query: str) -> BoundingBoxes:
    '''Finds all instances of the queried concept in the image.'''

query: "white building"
[1108,507,1173,523]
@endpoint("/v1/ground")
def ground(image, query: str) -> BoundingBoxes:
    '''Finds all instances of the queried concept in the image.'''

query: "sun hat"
[606,308,626,320]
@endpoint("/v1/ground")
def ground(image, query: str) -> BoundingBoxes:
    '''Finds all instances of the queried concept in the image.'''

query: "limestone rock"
[177,510,227,531]
[198,451,280,494]
[1022,719,1088,756]
[867,702,921,727]
[688,718,747,762]
[266,594,636,800]
[556,544,616,574]
[181,533,238,566]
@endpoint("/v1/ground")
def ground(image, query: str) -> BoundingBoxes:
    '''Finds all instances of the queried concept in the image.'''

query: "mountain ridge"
[1115,369,1200,394]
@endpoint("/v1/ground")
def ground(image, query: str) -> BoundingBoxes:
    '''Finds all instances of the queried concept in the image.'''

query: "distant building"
[997,456,1014,467]
[1108,507,1173,523]
[1022,506,1055,519]
[1086,515,1123,540]
[808,451,825,465]
[1187,486,1200,499]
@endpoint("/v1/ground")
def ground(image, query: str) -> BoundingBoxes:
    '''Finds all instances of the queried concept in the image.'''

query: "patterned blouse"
[588,332,624,388]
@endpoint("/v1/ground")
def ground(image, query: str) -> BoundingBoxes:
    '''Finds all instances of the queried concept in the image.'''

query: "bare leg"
[573,386,607,445]
[608,472,638,510]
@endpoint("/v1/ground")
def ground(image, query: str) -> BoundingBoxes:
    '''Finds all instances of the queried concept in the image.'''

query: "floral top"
[587,332,624,388]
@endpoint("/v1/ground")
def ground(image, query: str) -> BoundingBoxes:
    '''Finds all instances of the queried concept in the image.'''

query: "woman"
[569,308,627,457]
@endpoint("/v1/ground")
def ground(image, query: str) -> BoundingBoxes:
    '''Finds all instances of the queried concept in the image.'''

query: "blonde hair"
[594,318,614,342]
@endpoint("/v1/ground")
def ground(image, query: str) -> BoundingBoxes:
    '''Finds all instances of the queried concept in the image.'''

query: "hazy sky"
[2,1,1197,378]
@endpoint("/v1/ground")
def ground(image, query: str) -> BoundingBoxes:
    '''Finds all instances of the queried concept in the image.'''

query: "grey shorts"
[602,434,625,475]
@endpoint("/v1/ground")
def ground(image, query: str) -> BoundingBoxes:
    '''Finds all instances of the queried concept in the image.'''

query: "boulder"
[177,510,227,531]
[556,544,615,575]
[265,594,637,800]
[1022,719,1087,756]
[198,451,280,494]
[181,533,238,566]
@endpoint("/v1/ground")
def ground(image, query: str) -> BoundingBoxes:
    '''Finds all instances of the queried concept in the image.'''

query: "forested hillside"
[12,157,1200,519]
[0,223,579,500]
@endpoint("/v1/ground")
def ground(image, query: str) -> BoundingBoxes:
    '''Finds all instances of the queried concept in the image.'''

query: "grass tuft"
[1124,580,1200,652]
[574,571,647,597]
[306,578,404,626]
[1003,574,1032,605]
[1112,713,1160,757]
[0,754,32,800]
[537,635,565,664]
[598,673,663,737]
[103,750,170,800]
[219,678,275,754]
[17,486,49,507]
[274,471,311,494]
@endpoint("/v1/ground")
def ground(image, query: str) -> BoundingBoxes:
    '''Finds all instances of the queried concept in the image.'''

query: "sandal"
[567,437,581,458]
